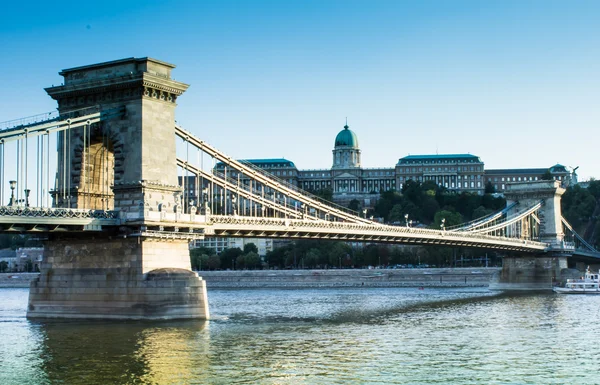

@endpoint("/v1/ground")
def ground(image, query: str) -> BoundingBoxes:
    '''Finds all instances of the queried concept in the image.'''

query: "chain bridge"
[1,57,597,320]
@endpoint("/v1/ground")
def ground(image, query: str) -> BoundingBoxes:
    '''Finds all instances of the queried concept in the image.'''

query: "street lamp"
[8,180,16,206]
[404,213,409,227]
[440,218,446,231]
[23,189,30,207]
[362,208,367,219]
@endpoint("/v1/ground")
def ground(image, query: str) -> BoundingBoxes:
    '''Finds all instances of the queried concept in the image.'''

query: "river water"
[1,287,598,384]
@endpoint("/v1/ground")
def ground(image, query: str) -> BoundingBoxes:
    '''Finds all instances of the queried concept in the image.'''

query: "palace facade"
[221,123,571,207]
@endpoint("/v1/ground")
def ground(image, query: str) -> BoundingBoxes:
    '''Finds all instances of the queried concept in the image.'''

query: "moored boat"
[553,266,600,294]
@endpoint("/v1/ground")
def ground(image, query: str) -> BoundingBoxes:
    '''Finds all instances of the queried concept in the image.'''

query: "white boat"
[553,266,600,294]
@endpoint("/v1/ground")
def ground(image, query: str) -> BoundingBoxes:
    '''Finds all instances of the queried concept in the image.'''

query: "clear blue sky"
[1,0,598,180]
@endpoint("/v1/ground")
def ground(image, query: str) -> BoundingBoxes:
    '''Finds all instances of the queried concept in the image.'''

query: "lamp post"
[404,213,409,227]
[231,195,237,216]
[24,189,30,207]
[8,180,16,206]
[362,208,367,219]
[440,218,446,231]
[202,187,209,214]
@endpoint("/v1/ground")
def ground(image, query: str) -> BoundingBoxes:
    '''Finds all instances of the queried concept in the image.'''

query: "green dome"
[334,124,359,148]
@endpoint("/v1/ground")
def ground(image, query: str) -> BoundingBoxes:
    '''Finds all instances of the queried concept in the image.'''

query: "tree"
[207,255,221,270]
[484,181,496,194]
[541,169,553,181]
[190,252,210,271]
[311,187,333,202]
[348,199,361,212]
[389,202,420,224]
[244,252,262,269]
[0,261,7,273]
[243,243,258,254]
[304,248,321,268]
[472,205,493,220]
[433,210,463,229]
[588,179,600,200]
[220,247,243,269]
[328,242,351,268]
[266,247,288,268]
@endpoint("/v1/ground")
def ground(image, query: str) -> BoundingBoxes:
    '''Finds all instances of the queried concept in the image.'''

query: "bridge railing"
[0,206,119,219]
[206,215,548,250]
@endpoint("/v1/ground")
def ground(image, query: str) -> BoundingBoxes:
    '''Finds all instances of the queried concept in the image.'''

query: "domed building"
[295,122,395,206]
[333,124,361,169]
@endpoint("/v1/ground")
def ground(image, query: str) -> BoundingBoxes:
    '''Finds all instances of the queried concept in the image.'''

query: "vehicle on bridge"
[553,266,600,294]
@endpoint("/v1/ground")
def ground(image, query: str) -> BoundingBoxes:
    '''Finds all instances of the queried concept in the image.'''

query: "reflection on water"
[1,287,600,384]
[36,321,208,384]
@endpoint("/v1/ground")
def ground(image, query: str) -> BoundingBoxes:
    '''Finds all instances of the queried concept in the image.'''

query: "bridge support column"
[492,253,568,290]
[27,235,209,320]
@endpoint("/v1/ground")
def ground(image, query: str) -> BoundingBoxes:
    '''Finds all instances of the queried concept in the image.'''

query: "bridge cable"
[46,130,50,208]
[0,141,3,205]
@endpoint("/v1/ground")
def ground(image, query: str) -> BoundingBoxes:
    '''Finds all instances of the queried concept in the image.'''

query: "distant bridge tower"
[495,181,569,290]
[28,58,209,320]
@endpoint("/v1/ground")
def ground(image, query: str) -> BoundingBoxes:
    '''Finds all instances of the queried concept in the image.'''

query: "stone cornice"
[45,73,189,102]
[113,180,182,193]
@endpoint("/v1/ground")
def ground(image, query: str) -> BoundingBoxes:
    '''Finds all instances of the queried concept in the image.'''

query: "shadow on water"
[29,319,210,385]
[207,287,531,326]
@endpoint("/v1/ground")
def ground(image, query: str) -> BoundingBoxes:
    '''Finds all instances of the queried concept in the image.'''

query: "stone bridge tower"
[495,180,569,290]
[27,58,209,320]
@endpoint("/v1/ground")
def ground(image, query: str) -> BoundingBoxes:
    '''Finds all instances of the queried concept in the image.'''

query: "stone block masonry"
[27,235,209,320]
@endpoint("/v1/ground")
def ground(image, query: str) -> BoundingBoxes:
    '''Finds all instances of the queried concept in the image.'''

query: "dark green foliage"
[484,181,496,194]
[348,199,361,212]
[0,234,39,250]
[541,169,553,180]
[562,185,597,230]
[588,180,600,200]
[220,247,243,269]
[243,243,258,254]
[562,183,600,246]
[308,187,333,202]
[374,181,505,225]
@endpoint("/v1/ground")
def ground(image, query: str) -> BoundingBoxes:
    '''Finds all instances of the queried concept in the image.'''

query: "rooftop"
[215,158,296,168]
[398,154,481,164]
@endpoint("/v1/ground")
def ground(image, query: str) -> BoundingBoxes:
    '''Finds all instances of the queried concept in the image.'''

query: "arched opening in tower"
[79,131,115,210]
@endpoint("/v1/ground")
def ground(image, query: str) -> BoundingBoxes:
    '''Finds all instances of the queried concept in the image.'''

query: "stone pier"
[28,235,208,319]
[494,181,571,290]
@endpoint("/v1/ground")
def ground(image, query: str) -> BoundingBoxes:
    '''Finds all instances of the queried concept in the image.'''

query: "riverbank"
[0,268,500,289]
[199,268,500,288]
